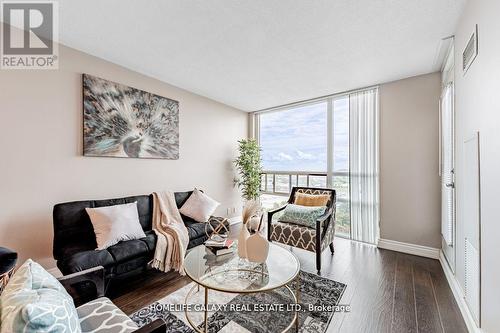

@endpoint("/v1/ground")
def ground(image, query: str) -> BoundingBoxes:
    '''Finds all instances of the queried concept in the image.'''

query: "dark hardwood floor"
[112,229,467,333]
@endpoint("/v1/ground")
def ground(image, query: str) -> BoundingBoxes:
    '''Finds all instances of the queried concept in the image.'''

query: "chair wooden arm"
[267,205,287,222]
[134,319,166,333]
[316,208,336,243]
[58,266,105,305]
[316,209,333,228]
[267,205,287,240]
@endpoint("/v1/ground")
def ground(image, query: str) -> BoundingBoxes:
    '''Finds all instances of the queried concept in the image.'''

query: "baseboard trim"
[439,251,481,333]
[377,238,440,259]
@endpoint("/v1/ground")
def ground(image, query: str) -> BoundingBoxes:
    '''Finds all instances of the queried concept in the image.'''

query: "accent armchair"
[59,266,165,333]
[267,187,336,273]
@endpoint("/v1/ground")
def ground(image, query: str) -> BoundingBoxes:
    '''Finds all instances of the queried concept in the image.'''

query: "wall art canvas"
[83,74,179,159]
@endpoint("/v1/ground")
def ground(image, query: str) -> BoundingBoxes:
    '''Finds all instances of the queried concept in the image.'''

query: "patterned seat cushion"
[270,221,316,252]
[76,297,138,333]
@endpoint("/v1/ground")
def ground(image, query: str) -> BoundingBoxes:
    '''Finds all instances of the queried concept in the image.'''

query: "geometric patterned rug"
[130,270,346,333]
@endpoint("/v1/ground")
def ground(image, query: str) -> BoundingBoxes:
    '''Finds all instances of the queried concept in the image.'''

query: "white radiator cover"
[462,133,481,327]
[464,238,480,325]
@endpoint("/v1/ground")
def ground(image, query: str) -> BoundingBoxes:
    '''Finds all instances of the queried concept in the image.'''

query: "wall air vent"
[463,25,478,74]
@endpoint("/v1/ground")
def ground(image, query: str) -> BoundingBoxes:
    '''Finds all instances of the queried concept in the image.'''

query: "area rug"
[131,270,346,333]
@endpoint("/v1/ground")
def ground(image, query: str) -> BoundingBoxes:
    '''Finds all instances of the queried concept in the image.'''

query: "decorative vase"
[237,224,250,259]
[246,230,269,263]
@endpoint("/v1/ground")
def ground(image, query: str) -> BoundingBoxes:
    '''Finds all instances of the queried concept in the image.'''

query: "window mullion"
[326,98,334,187]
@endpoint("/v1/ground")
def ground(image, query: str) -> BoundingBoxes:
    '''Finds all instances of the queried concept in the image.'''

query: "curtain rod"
[252,85,379,115]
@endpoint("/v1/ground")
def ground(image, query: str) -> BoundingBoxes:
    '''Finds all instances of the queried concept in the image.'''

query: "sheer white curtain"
[349,88,379,244]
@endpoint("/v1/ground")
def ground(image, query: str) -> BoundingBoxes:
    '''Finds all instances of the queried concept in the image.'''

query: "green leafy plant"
[234,139,262,201]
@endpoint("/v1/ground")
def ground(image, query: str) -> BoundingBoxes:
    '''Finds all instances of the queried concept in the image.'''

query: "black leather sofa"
[53,191,225,280]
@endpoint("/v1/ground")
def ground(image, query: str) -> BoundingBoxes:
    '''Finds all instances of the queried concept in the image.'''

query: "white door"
[441,83,455,247]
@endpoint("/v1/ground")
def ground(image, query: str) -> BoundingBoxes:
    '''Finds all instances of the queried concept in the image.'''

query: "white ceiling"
[58,1,465,111]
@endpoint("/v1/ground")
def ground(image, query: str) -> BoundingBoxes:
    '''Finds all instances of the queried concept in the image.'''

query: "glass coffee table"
[183,243,301,333]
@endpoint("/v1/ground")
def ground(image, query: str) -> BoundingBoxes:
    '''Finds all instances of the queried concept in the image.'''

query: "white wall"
[0,43,247,269]
[452,0,500,331]
[379,73,442,248]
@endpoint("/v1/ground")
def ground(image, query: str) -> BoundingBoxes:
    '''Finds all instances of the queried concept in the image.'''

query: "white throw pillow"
[179,189,220,222]
[85,202,146,250]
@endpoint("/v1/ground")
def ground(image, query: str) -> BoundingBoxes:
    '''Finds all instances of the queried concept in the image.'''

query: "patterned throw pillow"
[278,204,326,228]
[0,259,81,333]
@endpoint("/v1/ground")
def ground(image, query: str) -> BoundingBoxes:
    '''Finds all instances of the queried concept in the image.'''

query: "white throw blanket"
[151,191,189,274]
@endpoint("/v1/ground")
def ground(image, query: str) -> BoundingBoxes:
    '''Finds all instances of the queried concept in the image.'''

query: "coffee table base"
[184,275,300,333]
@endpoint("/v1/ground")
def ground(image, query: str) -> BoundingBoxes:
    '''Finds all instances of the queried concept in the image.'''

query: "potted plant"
[234,139,262,201]
[234,139,262,236]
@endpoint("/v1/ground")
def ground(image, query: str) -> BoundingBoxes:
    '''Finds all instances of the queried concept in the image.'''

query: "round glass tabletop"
[184,243,300,293]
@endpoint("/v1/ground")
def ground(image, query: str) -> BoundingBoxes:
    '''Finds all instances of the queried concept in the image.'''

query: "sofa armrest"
[58,266,105,305]
[134,319,166,333]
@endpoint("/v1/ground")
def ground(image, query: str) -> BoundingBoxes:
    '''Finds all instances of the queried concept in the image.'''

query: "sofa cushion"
[184,219,208,240]
[114,257,152,276]
[0,259,81,333]
[187,235,209,249]
[106,239,150,264]
[141,230,157,252]
[77,297,137,333]
[58,250,115,275]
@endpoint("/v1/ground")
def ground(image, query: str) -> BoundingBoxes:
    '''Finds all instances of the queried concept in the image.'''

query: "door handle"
[445,182,455,188]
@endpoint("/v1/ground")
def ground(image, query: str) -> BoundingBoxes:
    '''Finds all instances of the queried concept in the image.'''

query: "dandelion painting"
[83,74,179,159]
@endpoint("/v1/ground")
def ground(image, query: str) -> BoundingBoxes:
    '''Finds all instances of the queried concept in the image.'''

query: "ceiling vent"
[463,25,478,74]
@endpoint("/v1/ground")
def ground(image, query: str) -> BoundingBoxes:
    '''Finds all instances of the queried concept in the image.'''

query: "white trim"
[47,267,62,278]
[439,251,481,333]
[377,238,440,259]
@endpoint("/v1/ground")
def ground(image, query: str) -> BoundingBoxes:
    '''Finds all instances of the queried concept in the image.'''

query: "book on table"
[205,239,235,256]
[204,234,229,247]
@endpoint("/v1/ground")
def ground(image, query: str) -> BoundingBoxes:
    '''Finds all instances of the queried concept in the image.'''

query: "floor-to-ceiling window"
[257,96,352,238]
[256,87,379,243]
